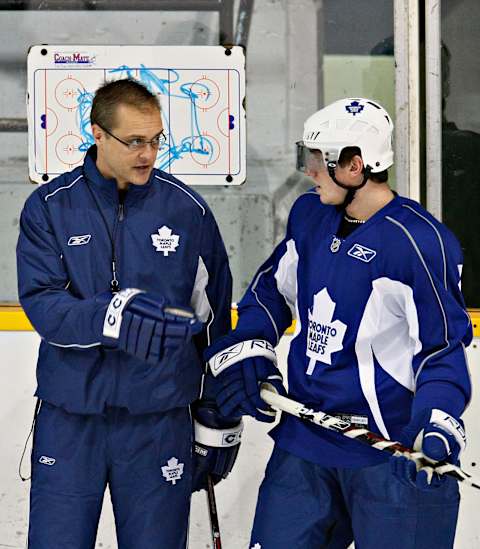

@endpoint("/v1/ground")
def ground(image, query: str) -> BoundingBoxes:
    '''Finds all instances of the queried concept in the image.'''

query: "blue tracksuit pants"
[28,402,193,549]
[250,446,460,549]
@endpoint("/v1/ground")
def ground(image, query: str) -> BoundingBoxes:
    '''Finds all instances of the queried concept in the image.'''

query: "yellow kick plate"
[0,305,479,338]
[470,309,480,339]
[0,305,34,331]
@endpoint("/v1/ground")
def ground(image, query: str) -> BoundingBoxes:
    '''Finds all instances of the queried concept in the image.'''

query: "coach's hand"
[99,288,202,364]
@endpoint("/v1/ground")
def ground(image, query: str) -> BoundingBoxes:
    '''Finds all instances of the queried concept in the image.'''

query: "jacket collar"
[82,145,156,203]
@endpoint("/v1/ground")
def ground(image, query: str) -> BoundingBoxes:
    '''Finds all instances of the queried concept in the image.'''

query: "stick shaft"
[260,385,480,490]
[206,474,222,549]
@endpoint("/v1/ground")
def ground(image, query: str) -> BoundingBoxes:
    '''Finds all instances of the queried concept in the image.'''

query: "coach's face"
[93,103,163,189]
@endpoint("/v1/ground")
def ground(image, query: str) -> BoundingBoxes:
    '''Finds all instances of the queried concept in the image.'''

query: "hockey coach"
[17,78,241,548]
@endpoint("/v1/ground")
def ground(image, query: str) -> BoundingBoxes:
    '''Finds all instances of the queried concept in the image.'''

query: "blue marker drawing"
[77,89,94,152]
[76,65,229,170]
[108,65,137,80]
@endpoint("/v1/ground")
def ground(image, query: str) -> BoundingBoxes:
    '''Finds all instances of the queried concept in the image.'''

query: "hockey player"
[17,79,241,549]
[205,98,472,548]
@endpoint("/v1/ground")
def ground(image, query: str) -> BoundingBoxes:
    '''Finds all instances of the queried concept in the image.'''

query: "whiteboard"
[27,45,246,186]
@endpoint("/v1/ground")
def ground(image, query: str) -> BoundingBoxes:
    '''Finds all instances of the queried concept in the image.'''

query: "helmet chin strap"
[326,161,372,207]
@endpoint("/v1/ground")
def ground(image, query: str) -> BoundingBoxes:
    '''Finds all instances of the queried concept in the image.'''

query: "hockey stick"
[206,474,222,549]
[260,383,480,491]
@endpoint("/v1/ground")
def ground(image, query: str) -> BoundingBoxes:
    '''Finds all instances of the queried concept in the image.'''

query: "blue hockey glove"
[391,408,466,490]
[191,399,243,492]
[100,288,203,364]
[206,339,286,422]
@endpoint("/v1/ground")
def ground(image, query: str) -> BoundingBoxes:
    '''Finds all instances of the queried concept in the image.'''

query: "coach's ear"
[91,123,106,146]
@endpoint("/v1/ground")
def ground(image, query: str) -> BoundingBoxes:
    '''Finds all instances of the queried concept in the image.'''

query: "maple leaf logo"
[161,456,184,485]
[151,225,180,256]
[345,100,364,116]
[306,288,347,375]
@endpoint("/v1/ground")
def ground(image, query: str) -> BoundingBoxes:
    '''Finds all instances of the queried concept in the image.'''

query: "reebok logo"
[215,343,243,369]
[68,234,91,246]
[347,243,376,263]
[39,455,56,466]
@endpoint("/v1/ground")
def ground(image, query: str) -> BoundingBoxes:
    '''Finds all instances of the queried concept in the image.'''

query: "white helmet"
[300,98,394,173]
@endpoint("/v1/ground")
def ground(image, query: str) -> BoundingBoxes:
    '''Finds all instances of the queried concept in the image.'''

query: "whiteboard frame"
[27,45,246,186]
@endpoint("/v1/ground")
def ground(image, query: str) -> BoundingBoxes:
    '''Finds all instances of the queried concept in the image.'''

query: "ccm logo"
[222,432,242,446]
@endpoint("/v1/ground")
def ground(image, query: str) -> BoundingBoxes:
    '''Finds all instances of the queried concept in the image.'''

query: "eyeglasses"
[99,124,167,151]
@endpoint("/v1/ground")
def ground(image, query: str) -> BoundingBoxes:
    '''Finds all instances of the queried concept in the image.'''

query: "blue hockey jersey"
[17,147,232,415]
[235,191,472,467]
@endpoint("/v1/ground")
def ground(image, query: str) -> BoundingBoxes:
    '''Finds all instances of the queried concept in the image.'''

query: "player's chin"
[319,195,343,206]
[131,166,153,184]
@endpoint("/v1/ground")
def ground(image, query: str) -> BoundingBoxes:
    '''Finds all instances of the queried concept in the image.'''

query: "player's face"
[305,152,348,205]
[94,104,163,188]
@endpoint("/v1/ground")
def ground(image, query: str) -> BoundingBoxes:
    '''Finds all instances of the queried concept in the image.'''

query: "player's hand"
[215,356,286,422]
[391,408,466,490]
[206,338,286,422]
[191,399,243,492]
[99,288,203,364]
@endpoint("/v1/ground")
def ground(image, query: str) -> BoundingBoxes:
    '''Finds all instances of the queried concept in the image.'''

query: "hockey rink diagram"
[27,46,246,185]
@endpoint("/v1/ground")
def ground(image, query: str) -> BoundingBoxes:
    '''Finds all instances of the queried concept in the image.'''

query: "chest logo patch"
[161,457,184,485]
[306,288,347,375]
[151,225,180,256]
[67,234,91,246]
[347,243,376,263]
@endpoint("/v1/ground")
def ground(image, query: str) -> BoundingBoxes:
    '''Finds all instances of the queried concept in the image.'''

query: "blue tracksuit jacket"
[17,146,232,415]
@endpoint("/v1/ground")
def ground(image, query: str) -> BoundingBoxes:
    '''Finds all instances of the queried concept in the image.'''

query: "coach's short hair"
[90,78,161,130]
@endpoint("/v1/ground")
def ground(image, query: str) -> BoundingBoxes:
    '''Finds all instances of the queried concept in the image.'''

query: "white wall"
[1,333,479,548]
